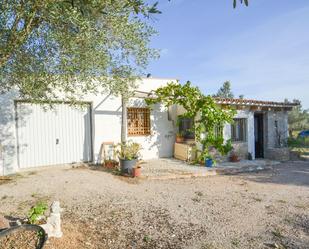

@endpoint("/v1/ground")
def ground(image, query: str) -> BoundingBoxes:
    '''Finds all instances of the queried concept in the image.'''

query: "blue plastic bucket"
[205,158,213,167]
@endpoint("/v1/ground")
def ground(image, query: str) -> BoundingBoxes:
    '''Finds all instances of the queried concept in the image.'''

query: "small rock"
[0,215,10,230]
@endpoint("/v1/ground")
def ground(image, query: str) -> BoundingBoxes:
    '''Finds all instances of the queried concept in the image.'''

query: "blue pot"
[205,158,213,167]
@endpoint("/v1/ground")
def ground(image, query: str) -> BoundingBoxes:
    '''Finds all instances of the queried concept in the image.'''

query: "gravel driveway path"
[0,161,309,249]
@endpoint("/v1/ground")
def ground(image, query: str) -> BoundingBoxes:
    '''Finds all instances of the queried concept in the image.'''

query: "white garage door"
[16,102,92,169]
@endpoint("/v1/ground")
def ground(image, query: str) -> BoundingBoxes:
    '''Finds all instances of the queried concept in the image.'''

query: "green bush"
[288,137,309,148]
[28,202,48,224]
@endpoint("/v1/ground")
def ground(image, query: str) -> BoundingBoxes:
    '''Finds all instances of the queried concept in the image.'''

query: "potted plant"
[198,149,215,167]
[230,148,240,162]
[115,141,142,175]
[176,131,185,143]
[205,155,214,167]
[104,159,118,169]
[132,165,142,177]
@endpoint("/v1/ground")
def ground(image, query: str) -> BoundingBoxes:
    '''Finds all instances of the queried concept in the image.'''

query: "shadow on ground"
[241,161,309,187]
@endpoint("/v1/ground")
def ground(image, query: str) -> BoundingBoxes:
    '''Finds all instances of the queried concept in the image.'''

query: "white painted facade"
[0,77,290,175]
[16,102,92,168]
[0,78,177,175]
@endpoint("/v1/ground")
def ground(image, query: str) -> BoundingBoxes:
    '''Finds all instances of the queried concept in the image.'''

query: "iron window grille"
[231,118,247,142]
[127,107,151,136]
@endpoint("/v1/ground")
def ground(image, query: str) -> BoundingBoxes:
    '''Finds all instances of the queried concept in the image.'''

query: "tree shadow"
[240,161,309,187]
[93,94,122,163]
[267,213,309,249]
[0,92,32,175]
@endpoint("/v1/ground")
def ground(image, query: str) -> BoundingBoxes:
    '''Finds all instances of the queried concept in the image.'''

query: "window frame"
[178,117,195,140]
[214,124,224,139]
[231,118,247,142]
[127,107,151,136]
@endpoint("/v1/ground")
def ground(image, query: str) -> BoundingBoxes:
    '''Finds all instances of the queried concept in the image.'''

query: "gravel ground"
[140,159,279,179]
[0,161,309,249]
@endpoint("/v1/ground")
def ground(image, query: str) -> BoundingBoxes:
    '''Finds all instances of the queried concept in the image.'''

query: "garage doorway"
[15,101,93,169]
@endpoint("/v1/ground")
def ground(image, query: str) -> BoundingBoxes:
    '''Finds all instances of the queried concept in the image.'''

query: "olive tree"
[0,0,160,101]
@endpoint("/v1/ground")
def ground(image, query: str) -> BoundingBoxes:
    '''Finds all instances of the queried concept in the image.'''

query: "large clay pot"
[119,158,137,175]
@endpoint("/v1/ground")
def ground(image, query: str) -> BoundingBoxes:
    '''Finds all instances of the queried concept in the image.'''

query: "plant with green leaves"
[286,99,309,137]
[0,0,160,102]
[27,202,48,224]
[114,140,142,160]
[145,81,236,163]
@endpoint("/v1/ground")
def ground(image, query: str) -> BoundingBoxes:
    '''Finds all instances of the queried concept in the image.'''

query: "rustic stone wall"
[233,142,249,159]
[265,111,289,149]
[264,147,290,161]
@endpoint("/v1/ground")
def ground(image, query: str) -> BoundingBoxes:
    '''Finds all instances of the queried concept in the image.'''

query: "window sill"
[128,134,151,137]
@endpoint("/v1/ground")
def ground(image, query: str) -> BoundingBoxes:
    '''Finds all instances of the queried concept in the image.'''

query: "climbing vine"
[145,81,236,161]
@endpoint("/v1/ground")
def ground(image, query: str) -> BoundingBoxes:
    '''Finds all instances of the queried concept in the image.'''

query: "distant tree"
[239,94,244,99]
[233,0,249,8]
[214,81,234,98]
[287,99,309,137]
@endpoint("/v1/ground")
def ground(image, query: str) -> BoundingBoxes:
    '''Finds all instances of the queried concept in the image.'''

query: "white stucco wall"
[0,91,19,175]
[0,78,177,175]
[0,76,291,175]
[83,78,177,162]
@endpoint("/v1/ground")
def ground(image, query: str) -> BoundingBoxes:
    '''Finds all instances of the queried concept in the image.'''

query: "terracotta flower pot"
[176,136,184,143]
[104,160,118,169]
[230,154,240,162]
[132,166,141,177]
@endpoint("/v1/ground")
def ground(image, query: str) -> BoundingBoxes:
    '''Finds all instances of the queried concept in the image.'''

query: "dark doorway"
[254,113,264,158]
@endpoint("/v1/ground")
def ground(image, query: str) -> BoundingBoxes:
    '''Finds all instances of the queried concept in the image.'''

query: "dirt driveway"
[1,161,309,249]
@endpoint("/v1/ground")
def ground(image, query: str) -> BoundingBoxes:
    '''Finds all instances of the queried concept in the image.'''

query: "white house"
[0,78,297,175]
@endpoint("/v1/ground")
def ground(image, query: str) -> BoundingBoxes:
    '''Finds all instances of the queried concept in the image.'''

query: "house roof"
[214,97,299,108]
[134,90,299,110]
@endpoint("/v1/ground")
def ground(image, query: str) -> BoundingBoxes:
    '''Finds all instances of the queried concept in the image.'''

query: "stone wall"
[233,142,249,159]
[264,147,290,161]
[264,111,289,161]
[266,111,289,149]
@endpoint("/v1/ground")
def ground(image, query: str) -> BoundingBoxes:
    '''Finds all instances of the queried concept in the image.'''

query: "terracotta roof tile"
[214,97,299,108]
[134,90,299,108]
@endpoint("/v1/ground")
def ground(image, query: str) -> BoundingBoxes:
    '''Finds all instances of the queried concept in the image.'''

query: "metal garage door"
[16,101,92,169]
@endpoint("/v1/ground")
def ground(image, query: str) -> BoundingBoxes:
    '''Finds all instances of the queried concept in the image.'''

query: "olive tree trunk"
[121,95,127,144]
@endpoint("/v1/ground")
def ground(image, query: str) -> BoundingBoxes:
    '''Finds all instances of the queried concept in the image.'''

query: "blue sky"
[148,0,309,108]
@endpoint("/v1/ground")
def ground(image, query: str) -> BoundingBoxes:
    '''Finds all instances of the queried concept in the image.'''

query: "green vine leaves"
[145,81,236,159]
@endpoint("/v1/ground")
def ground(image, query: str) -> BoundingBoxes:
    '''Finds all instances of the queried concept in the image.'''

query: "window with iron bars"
[127,107,151,136]
[214,125,223,139]
[231,118,247,142]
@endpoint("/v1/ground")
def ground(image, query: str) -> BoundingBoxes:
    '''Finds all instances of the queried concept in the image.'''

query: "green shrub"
[288,137,309,148]
[28,202,48,224]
